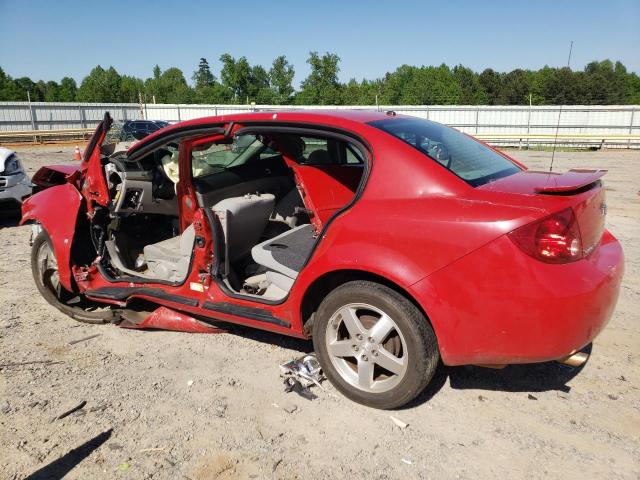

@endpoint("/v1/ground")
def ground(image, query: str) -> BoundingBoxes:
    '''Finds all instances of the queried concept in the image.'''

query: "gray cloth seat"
[269,188,304,229]
[142,193,276,282]
[144,224,196,282]
[251,224,315,290]
[212,193,275,263]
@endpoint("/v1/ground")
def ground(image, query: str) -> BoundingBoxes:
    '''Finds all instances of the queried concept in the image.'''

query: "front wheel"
[312,280,440,409]
[31,230,117,324]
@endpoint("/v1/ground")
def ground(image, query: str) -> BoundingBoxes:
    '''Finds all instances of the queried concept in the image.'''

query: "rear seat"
[251,224,315,290]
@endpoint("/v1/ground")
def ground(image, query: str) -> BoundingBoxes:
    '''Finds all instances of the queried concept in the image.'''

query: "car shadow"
[222,324,313,354]
[0,213,21,229]
[401,344,592,410]
[24,429,112,480]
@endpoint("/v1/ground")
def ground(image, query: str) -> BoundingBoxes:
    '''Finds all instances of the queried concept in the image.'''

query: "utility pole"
[138,91,145,120]
[27,90,37,142]
[550,40,574,172]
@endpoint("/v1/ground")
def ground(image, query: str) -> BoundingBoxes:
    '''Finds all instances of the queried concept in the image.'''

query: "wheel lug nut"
[372,350,378,357]
[356,334,363,341]
[368,337,374,343]
[352,345,359,351]
[362,355,368,362]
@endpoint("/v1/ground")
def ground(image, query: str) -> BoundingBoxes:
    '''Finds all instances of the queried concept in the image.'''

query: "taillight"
[508,208,582,264]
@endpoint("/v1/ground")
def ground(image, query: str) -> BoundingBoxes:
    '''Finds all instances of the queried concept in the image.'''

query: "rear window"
[369,117,521,186]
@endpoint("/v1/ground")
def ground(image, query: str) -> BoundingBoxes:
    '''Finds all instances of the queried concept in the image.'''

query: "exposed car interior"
[98,129,366,300]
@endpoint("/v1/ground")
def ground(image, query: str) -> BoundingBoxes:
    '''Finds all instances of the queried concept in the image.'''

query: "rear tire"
[312,280,439,409]
[31,230,117,324]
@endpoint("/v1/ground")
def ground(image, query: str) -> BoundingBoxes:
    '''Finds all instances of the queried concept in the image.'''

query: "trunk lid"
[479,169,606,195]
[480,169,608,258]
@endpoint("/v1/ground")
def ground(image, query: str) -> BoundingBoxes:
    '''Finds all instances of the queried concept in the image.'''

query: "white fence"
[0,102,638,147]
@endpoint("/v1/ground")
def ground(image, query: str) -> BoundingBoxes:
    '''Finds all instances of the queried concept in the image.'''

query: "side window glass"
[191,135,266,178]
[301,137,333,165]
[192,142,234,178]
[345,145,364,164]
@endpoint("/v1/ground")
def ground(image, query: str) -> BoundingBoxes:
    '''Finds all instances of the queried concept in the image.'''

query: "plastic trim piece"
[202,301,290,328]
[86,287,199,307]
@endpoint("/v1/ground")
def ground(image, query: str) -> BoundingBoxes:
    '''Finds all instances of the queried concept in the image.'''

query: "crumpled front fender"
[21,183,82,291]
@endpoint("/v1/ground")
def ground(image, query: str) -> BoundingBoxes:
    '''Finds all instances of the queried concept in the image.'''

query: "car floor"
[0,147,638,479]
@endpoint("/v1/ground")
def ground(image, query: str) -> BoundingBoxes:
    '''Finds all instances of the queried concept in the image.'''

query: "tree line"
[1,53,638,105]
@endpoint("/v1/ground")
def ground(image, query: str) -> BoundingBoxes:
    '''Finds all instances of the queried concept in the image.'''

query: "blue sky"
[1,0,638,86]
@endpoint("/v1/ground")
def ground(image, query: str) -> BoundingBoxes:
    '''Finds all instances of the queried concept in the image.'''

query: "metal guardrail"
[0,128,93,137]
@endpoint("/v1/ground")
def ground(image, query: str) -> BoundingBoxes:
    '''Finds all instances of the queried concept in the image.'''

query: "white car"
[0,147,32,211]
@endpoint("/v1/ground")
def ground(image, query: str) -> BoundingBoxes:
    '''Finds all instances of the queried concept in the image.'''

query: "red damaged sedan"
[22,110,623,409]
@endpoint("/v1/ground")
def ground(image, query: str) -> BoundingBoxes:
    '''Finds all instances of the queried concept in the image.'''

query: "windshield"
[369,117,521,186]
[192,134,276,178]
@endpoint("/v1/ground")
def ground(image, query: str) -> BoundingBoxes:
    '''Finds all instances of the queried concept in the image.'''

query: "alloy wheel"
[36,239,60,297]
[325,303,408,393]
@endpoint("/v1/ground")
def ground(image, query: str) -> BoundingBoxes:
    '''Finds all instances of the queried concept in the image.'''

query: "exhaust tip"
[557,351,589,368]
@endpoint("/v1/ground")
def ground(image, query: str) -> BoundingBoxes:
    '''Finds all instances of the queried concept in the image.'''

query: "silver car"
[0,147,32,211]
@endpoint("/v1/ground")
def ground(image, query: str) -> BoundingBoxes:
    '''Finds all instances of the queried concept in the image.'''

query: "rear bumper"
[410,230,624,366]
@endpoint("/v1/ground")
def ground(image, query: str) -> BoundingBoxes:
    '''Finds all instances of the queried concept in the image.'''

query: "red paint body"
[120,306,225,333]
[21,111,624,365]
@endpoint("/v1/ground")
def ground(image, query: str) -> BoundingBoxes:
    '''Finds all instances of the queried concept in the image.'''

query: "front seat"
[212,193,276,264]
[142,193,275,283]
[143,224,196,282]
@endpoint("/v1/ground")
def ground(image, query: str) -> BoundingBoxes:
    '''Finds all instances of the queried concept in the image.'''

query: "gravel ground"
[0,146,638,480]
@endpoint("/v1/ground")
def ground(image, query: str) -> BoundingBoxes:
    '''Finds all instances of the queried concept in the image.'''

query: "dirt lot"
[1,146,638,480]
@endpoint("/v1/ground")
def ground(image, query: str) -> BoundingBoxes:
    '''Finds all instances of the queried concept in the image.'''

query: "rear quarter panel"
[287,127,550,330]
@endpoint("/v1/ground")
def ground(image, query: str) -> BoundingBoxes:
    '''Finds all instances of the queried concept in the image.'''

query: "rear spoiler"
[533,169,607,193]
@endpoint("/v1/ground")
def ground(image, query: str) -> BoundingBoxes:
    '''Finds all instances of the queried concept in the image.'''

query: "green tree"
[452,65,486,104]
[384,64,462,105]
[145,66,192,103]
[13,77,36,100]
[192,57,231,103]
[626,72,640,104]
[220,54,251,102]
[77,66,122,102]
[296,51,342,104]
[44,81,60,101]
[583,60,628,104]
[501,69,532,105]
[532,66,580,104]
[193,82,231,103]
[341,78,381,105]
[269,55,295,104]
[478,69,504,105]
[58,77,77,101]
[192,58,215,89]
[32,80,47,101]
[248,65,272,103]
[0,67,21,100]
[119,75,143,103]
[342,79,364,105]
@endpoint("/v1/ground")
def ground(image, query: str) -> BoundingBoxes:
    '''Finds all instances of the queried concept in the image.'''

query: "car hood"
[41,164,81,175]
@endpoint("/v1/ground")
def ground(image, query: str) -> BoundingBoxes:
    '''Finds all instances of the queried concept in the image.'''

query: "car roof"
[129,110,398,152]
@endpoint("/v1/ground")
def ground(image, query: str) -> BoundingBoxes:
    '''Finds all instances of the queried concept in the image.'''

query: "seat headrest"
[307,149,332,165]
[266,134,306,160]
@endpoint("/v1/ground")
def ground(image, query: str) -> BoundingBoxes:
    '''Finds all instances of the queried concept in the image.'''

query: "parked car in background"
[0,147,32,212]
[121,120,170,141]
[22,110,623,409]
